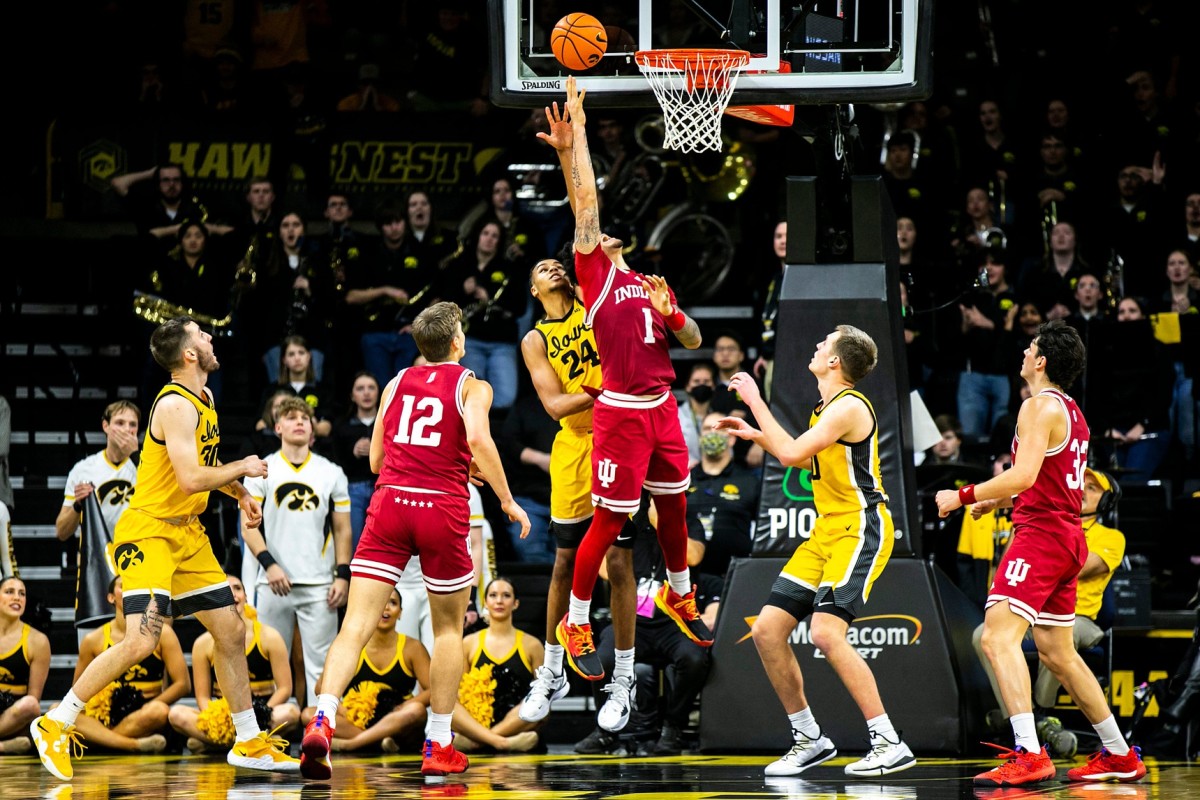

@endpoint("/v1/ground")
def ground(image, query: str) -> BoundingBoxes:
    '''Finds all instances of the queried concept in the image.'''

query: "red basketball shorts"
[351,486,474,594]
[590,391,690,515]
[986,527,1087,626]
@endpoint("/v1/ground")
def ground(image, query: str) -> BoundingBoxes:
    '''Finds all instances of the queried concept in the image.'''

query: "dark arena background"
[3,0,1200,798]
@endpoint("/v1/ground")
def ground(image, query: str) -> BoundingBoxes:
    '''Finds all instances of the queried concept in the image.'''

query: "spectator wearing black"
[241,389,292,459]
[1176,192,1200,264]
[1103,159,1167,299]
[407,2,491,117]
[685,412,759,580]
[576,498,718,757]
[753,221,787,400]
[881,130,933,234]
[710,332,750,419]
[406,190,458,269]
[459,177,547,269]
[1017,221,1088,320]
[1093,297,1173,482]
[1028,131,1089,244]
[925,414,965,466]
[437,220,526,410]
[346,199,433,385]
[331,372,380,549]
[1066,272,1109,419]
[260,335,335,440]
[950,186,1007,267]
[1160,248,1200,316]
[257,212,328,384]
[961,100,1021,213]
[498,393,557,563]
[313,193,371,397]
[111,164,229,241]
[957,251,1016,440]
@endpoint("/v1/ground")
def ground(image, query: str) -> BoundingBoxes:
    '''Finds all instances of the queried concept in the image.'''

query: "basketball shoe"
[519,665,569,722]
[974,743,1056,785]
[228,727,301,773]
[764,729,838,776]
[1066,747,1147,783]
[299,711,335,780]
[597,674,636,732]
[557,617,605,680]
[844,730,917,776]
[654,584,713,646]
[30,715,86,780]
[422,738,469,780]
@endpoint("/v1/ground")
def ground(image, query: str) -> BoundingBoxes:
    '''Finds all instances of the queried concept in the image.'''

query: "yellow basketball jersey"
[535,301,601,430]
[131,383,220,519]
[808,389,889,516]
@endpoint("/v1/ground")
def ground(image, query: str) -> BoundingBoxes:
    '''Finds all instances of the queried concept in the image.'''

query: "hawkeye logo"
[276,483,321,512]
[0,667,14,683]
[98,480,135,507]
[121,664,150,683]
[765,466,817,539]
[738,614,922,660]
[113,544,145,571]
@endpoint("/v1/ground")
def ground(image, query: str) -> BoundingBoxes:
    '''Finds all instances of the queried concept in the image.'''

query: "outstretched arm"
[564,78,601,254]
[537,102,578,215]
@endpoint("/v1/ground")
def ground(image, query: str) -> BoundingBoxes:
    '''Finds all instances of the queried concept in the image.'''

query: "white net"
[635,50,750,153]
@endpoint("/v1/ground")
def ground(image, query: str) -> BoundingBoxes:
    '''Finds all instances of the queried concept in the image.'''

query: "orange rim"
[634,48,751,71]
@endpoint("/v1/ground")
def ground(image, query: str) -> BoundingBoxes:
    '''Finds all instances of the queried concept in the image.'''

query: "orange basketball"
[551,12,608,71]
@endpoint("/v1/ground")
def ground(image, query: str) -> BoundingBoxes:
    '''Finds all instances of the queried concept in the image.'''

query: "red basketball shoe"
[299,711,334,780]
[556,617,605,680]
[422,738,469,780]
[974,743,1056,786]
[1066,747,1147,783]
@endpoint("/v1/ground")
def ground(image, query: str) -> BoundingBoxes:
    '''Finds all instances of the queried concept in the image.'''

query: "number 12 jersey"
[376,364,474,499]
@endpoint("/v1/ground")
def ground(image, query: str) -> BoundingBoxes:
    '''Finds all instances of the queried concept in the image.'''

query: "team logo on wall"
[98,480,135,506]
[79,139,127,194]
[276,483,320,511]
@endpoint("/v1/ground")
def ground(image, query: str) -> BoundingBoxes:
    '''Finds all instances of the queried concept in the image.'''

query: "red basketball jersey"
[1011,388,1090,541]
[575,247,676,396]
[376,363,473,499]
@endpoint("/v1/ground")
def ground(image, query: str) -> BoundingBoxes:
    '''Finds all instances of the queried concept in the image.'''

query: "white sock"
[787,708,821,740]
[316,693,340,729]
[867,713,898,743]
[47,690,85,727]
[568,593,591,627]
[614,648,635,680]
[1093,715,1130,756]
[666,569,692,597]
[1011,712,1040,753]
[544,643,564,675]
[231,708,261,743]
[427,710,453,746]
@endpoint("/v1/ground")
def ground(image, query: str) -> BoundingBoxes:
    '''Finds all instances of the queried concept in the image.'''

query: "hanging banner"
[75,493,117,629]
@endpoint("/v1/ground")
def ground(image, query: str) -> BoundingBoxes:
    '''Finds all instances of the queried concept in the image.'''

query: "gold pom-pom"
[243,604,258,620]
[84,682,119,727]
[343,681,385,730]
[457,663,496,729]
[197,696,236,747]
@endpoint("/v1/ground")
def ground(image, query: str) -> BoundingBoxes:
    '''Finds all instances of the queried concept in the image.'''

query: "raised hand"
[641,274,674,316]
[713,416,758,440]
[564,75,587,127]
[536,101,573,152]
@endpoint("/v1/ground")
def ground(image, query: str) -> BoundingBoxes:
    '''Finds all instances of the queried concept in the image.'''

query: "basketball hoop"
[634,49,751,153]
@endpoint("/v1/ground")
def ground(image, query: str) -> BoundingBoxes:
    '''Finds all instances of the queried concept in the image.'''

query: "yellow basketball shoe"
[227,727,301,773]
[30,715,87,781]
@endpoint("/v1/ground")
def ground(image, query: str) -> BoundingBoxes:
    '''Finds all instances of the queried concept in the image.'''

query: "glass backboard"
[489,0,932,109]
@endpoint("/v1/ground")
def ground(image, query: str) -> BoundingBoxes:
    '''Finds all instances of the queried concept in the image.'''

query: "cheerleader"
[453,578,540,752]
[169,574,300,752]
[71,577,188,751]
[0,576,50,754]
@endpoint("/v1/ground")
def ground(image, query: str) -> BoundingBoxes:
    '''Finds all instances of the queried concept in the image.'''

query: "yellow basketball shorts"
[549,427,595,526]
[111,510,234,617]
[769,504,895,621]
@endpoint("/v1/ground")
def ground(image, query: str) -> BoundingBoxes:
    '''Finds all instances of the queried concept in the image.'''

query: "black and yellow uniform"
[347,635,417,700]
[113,383,234,617]
[535,301,602,537]
[769,389,895,621]
[0,624,32,700]
[468,629,535,721]
[103,623,165,696]
[209,619,275,696]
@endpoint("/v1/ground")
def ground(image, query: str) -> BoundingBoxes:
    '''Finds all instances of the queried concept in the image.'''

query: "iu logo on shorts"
[1005,557,1031,587]
[597,458,617,489]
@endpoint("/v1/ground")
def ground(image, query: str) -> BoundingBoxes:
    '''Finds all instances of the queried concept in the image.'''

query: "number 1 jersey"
[377,363,474,499]
[575,248,677,397]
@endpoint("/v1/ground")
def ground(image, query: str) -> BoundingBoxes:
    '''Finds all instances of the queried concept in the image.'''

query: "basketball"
[551,12,608,71]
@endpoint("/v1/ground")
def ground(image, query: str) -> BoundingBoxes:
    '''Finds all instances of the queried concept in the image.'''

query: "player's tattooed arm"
[673,314,702,349]
[576,207,600,248]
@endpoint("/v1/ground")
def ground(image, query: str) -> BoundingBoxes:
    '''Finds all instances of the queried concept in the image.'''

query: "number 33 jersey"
[534,300,600,431]
[1011,388,1090,542]
[377,364,474,499]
